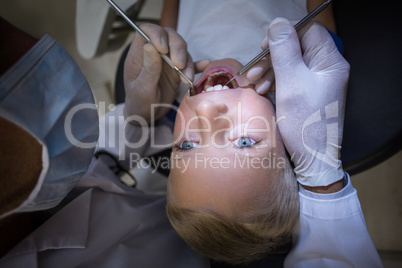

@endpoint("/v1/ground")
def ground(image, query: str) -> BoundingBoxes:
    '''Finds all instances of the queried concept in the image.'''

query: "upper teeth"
[204,84,229,92]
[209,71,227,78]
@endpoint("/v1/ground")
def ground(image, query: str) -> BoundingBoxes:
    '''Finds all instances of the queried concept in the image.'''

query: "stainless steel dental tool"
[107,0,195,94]
[224,0,333,88]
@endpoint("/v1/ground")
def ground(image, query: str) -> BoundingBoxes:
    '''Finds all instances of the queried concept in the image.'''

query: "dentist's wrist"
[301,178,344,194]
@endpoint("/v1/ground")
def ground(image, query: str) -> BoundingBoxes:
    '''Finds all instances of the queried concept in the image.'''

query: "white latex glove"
[124,23,209,124]
[245,55,275,95]
[266,18,350,187]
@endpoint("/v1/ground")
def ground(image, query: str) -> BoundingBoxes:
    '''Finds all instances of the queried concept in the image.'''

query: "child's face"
[169,58,287,218]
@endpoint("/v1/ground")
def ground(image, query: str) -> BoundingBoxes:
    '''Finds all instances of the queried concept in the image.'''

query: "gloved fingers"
[179,52,195,85]
[134,24,193,72]
[261,35,269,50]
[270,81,276,93]
[261,20,298,49]
[139,23,170,54]
[164,27,191,70]
[178,59,211,87]
[298,21,350,74]
[246,57,271,81]
[267,18,305,78]
[255,69,275,95]
[245,56,274,94]
[125,23,166,81]
[141,43,163,80]
[125,36,147,81]
[128,43,161,96]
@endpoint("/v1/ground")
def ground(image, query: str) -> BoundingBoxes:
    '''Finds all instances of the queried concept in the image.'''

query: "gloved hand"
[245,54,275,95]
[123,23,209,124]
[266,18,350,187]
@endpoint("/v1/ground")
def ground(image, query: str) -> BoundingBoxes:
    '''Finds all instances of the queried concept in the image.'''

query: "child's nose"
[194,101,230,145]
[195,101,228,119]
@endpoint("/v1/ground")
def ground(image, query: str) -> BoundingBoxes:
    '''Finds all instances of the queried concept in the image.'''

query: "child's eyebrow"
[171,148,197,157]
[230,150,268,159]
[172,153,191,159]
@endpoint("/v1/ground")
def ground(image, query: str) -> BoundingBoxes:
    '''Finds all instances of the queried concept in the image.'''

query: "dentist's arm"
[267,18,383,267]
[307,0,336,33]
[269,18,349,187]
[160,0,179,29]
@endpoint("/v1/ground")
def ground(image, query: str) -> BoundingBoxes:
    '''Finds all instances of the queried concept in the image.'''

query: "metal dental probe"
[224,0,333,88]
[107,0,196,95]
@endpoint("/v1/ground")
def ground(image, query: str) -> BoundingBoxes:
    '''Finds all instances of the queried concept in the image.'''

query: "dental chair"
[333,0,402,175]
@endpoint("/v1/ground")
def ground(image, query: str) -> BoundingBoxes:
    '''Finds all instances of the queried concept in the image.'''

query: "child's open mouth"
[194,68,239,94]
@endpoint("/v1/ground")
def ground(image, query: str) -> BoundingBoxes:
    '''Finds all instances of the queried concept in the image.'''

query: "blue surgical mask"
[0,34,99,217]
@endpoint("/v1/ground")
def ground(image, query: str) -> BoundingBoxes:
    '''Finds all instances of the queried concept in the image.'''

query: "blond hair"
[166,159,299,264]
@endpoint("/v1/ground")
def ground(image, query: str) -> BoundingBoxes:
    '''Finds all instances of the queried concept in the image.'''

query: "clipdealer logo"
[301,100,341,168]
[64,101,280,161]
[64,100,342,169]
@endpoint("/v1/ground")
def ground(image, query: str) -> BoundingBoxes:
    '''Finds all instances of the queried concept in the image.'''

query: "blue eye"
[234,137,256,148]
[179,140,196,150]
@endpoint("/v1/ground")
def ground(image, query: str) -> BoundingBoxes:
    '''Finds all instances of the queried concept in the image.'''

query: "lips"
[194,66,239,94]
